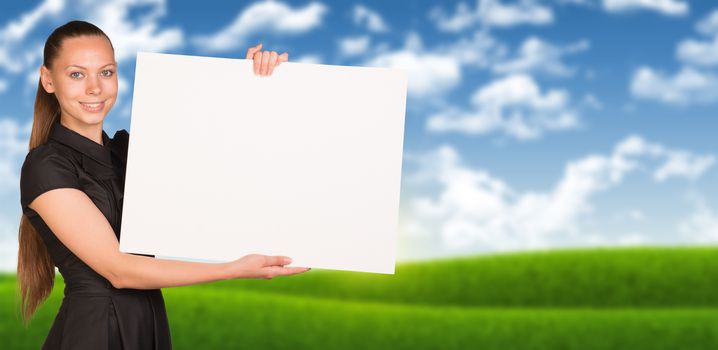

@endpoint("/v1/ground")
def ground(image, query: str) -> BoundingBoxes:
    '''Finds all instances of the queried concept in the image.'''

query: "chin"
[68,111,107,126]
[80,107,113,124]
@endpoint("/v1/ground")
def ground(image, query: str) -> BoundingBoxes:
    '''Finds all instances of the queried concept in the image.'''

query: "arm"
[29,188,308,290]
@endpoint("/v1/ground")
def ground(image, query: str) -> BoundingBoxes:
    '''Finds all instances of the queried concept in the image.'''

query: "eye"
[101,69,114,78]
[69,71,83,79]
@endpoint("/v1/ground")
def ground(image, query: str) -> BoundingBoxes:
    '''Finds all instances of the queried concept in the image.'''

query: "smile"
[79,100,105,113]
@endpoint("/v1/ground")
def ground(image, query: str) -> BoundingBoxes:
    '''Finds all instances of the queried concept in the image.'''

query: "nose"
[86,75,101,96]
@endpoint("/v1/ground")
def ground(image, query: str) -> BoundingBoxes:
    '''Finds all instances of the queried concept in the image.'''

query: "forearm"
[114,252,231,289]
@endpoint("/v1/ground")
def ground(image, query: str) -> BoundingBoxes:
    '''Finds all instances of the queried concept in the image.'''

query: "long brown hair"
[17,20,114,327]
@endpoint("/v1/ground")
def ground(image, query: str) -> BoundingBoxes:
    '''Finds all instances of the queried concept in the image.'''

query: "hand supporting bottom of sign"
[224,254,311,280]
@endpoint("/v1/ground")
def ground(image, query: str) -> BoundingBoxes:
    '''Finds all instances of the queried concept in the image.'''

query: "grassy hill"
[2,246,718,349]
[195,246,718,307]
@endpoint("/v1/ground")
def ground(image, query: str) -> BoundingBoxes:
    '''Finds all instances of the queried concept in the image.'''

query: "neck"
[60,115,104,146]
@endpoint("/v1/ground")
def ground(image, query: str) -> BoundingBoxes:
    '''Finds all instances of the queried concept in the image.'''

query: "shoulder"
[110,128,130,157]
[20,143,82,211]
[21,143,77,173]
[112,128,129,140]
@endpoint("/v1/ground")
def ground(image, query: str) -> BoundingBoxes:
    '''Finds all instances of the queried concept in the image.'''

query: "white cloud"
[491,36,589,77]
[429,0,553,32]
[472,74,568,109]
[479,0,554,27]
[676,36,718,67]
[654,150,715,182]
[363,31,502,98]
[363,32,462,98]
[118,74,129,95]
[427,74,579,140]
[612,134,715,182]
[0,117,32,193]
[294,54,322,64]
[352,4,389,32]
[630,66,718,104]
[434,30,505,68]
[602,0,688,16]
[429,2,476,32]
[634,9,718,105]
[678,195,718,243]
[0,0,64,42]
[556,0,596,6]
[0,0,65,73]
[676,10,718,67]
[85,0,184,63]
[25,68,40,91]
[338,35,371,57]
[0,79,7,93]
[696,9,718,36]
[192,1,327,53]
[402,135,714,252]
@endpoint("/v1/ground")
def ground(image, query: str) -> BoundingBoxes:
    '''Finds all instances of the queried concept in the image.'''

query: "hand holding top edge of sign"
[246,43,288,77]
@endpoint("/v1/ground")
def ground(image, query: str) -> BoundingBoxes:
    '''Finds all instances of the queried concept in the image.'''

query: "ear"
[40,65,55,93]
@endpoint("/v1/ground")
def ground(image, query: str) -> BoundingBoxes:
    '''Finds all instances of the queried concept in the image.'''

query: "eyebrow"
[64,63,117,70]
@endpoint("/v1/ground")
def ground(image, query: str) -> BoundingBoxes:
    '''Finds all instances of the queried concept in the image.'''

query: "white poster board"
[119,52,407,274]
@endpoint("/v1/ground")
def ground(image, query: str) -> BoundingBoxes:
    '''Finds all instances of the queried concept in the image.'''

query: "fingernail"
[284,258,292,264]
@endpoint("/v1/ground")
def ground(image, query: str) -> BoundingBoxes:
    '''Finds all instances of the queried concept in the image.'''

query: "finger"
[265,266,308,279]
[267,51,278,75]
[246,43,262,60]
[276,52,288,67]
[253,51,262,75]
[275,266,311,276]
[260,51,270,75]
[264,255,292,266]
[278,52,288,63]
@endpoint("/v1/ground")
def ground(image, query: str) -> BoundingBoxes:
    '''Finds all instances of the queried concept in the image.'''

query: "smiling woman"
[16,20,306,350]
[40,34,118,142]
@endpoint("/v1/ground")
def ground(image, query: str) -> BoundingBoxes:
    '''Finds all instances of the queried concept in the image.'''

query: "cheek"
[104,80,118,110]
[103,79,119,98]
[55,84,84,105]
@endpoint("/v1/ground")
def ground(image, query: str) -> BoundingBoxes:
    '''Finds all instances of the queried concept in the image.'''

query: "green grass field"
[2,246,718,349]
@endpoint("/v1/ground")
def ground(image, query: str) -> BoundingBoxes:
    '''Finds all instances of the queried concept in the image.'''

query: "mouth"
[79,100,106,113]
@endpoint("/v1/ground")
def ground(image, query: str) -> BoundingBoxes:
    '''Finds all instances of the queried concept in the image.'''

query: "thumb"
[245,43,263,59]
[277,52,288,66]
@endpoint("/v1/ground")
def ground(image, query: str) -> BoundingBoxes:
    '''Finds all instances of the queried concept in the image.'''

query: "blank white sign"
[118,52,407,274]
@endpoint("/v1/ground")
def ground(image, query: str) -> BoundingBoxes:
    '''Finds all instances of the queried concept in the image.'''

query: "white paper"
[118,52,407,274]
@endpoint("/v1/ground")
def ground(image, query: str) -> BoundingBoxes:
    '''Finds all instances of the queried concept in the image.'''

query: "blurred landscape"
[3,246,718,349]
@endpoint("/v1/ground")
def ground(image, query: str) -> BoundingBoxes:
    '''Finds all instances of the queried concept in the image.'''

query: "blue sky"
[1,0,718,270]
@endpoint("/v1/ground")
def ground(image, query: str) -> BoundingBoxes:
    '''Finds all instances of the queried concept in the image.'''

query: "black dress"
[19,120,172,349]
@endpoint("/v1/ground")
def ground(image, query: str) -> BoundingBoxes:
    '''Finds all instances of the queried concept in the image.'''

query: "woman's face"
[40,35,117,127]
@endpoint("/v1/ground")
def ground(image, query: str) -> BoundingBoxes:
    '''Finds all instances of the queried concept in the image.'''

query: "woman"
[17,20,309,349]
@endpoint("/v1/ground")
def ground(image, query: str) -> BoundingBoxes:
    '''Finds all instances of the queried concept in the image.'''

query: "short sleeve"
[20,147,82,212]
[111,129,129,160]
